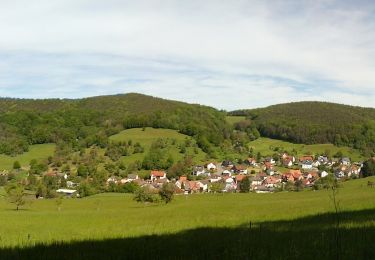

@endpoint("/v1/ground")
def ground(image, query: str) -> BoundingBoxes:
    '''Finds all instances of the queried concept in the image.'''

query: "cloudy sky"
[0,0,374,110]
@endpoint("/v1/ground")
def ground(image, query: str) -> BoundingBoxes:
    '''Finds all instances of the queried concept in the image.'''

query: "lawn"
[109,127,208,164]
[0,144,56,170]
[249,137,364,161]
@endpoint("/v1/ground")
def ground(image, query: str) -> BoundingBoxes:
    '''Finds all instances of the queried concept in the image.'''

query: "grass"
[0,177,375,253]
[249,137,364,161]
[109,127,207,164]
[225,115,246,125]
[0,144,56,170]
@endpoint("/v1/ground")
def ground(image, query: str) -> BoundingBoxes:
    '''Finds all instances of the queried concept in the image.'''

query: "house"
[222,170,232,177]
[245,158,257,166]
[235,174,247,182]
[305,171,319,180]
[301,160,313,170]
[153,178,169,188]
[320,171,329,178]
[56,189,78,197]
[263,162,273,171]
[175,176,188,190]
[186,181,201,193]
[341,157,351,166]
[318,156,329,165]
[335,170,345,179]
[107,176,118,184]
[282,170,302,183]
[312,160,321,168]
[206,163,217,171]
[221,160,234,168]
[232,165,248,174]
[120,175,139,184]
[348,165,360,177]
[265,157,276,165]
[263,175,281,188]
[224,177,237,192]
[128,174,139,181]
[210,174,222,183]
[66,181,78,188]
[251,175,264,186]
[198,180,209,192]
[299,156,314,162]
[303,178,314,187]
[150,171,167,182]
[193,166,206,176]
[282,157,294,167]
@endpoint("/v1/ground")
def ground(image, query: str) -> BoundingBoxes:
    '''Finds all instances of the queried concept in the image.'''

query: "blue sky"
[0,0,375,110]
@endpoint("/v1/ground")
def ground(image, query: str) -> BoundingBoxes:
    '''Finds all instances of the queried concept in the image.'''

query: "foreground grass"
[0,177,375,250]
[249,137,364,161]
[0,144,56,171]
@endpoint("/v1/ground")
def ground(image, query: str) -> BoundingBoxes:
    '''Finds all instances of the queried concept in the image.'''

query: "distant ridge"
[0,93,228,155]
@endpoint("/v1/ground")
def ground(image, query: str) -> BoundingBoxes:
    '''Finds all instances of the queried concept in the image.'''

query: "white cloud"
[0,0,375,109]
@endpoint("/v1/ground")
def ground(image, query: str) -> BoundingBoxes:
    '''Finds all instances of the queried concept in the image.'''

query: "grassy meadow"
[249,137,364,161]
[1,177,375,259]
[225,115,246,125]
[0,144,55,171]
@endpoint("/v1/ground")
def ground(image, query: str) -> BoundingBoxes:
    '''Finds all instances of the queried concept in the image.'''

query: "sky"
[0,0,375,110]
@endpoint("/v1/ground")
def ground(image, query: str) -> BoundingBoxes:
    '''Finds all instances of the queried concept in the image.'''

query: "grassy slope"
[0,144,55,170]
[0,176,375,248]
[109,127,207,164]
[249,137,364,161]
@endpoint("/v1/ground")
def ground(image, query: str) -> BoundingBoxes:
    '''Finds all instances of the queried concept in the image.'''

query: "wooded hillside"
[230,101,375,155]
[0,93,229,155]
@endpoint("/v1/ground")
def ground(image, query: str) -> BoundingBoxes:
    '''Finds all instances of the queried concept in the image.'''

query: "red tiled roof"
[151,171,166,177]
[299,156,313,162]
[236,175,247,182]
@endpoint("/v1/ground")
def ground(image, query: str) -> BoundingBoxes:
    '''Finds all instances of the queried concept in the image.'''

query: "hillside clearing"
[109,127,207,165]
[249,137,364,161]
[0,144,55,170]
[225,116,246,125]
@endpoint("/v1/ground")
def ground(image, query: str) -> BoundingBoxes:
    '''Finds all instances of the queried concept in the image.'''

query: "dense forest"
[0,93,230,156]
[230,101,375,156]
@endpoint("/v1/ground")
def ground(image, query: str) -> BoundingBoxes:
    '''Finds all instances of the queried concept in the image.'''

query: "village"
[102,153,363,195]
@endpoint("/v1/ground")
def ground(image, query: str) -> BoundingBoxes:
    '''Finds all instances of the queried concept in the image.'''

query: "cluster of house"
[103,153,363,194]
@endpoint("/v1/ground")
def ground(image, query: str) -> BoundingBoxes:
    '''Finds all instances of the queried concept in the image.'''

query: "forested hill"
[0,93,229,155]
[230,101,375,155]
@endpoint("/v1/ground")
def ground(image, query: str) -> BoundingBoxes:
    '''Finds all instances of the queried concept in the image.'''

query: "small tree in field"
[133,186,157,203]
[6,183,26,210]
[55,196,63,211]
[159,183,175,204]
[210,181,225,193]
[13,161,21,170]
[239,177,250,193]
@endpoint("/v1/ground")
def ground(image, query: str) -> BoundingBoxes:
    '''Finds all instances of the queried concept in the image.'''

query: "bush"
[133,187,158,203]
[13,161,21,170]
[159,183,175,204]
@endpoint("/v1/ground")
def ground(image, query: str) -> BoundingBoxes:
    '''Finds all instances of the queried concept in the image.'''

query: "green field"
[249,137,364,161]
[109,127,208,165]
[225,115,246,125]
[0,144,56,170]
[1,177,375,258]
